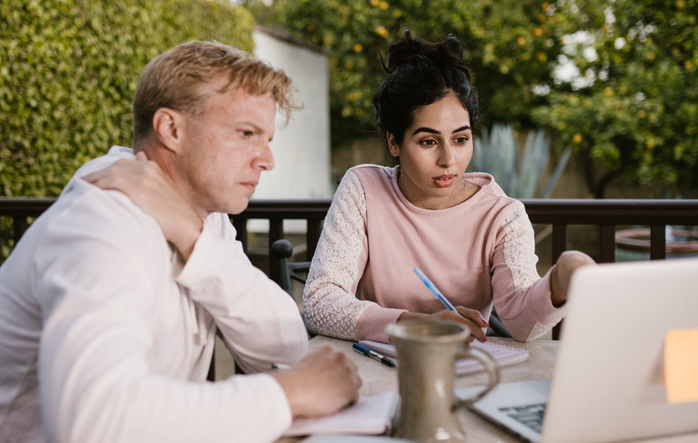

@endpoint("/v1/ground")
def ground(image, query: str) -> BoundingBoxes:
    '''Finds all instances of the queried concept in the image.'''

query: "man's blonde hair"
[133,40,297,146]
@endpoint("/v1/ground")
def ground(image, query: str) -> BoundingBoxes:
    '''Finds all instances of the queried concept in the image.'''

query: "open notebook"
[359,339,528,375]
[283,392,399,437]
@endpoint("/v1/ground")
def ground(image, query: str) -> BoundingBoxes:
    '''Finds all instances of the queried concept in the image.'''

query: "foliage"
[530,0,698,196]
[472,124,571,198]
[252,0,697,195]
[0,0,254,197]
[253,0,568,147]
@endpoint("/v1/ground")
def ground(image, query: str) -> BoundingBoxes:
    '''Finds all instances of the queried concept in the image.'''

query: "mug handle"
[452,347,500,411]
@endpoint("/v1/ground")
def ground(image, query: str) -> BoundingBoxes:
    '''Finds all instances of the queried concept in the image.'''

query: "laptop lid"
[542,258,698,443]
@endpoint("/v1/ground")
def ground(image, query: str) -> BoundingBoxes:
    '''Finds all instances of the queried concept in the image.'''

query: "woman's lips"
[432,174,456,188]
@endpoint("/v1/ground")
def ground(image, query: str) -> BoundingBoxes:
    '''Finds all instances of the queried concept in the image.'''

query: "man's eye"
[240,130,254,138]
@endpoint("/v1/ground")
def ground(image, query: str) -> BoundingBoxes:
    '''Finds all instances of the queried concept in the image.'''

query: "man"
[0,41,360,443]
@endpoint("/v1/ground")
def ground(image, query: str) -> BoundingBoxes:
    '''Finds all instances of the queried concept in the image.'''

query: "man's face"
[176,80,276,216]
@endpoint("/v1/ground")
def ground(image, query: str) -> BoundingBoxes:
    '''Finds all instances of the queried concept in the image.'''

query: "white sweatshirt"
[0,146,309,443]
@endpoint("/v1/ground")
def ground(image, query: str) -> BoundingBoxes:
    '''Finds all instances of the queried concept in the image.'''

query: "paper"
[358,340,529,375]
[664,328,698,404]
[283,392,398,437]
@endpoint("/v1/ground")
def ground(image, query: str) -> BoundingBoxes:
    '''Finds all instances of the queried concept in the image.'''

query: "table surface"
[278,335,698,443]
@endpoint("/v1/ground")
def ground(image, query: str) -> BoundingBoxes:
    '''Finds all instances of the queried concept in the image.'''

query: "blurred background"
[2,0,697,268]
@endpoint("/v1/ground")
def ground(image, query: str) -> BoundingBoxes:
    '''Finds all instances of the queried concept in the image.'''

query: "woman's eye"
[454,136,469,144]
[420,139,436,147]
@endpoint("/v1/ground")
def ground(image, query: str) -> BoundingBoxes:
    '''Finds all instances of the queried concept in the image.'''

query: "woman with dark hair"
[303,31,594,343]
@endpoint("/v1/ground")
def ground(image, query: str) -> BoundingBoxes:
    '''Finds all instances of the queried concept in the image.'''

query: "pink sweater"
[303,165,567,342]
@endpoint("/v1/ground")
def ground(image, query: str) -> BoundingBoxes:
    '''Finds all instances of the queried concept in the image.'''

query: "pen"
[352,343,396,368]
[413,266,487,342]
[413,267,457,311]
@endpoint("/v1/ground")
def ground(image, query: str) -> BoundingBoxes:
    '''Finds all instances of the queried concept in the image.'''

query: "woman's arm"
[490,202,566,341]
[303,171,395,340]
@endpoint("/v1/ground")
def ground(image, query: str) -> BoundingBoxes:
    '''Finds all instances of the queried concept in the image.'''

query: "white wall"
[251,28,332,202]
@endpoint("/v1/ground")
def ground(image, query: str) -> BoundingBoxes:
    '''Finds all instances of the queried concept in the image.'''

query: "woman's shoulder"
[463,172,525,215]
[347,164,397,179]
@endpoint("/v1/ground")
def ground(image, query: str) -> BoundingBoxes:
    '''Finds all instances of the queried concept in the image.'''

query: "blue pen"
[413,267,457,311]
[352,343,396,367]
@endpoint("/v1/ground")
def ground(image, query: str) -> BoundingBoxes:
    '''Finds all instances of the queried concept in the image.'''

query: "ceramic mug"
[387,319,500,442]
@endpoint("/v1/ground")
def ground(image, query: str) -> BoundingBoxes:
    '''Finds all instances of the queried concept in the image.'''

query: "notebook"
[457,258,698,443]
[283,392,399,437]
[358,339,529,375]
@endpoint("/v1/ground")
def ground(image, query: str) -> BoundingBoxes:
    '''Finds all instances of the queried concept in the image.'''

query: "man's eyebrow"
[411,125,472,136]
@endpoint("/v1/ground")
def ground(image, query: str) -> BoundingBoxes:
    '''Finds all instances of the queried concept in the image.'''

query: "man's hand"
[398,307,489,343]
[272,344,362,418]
[82,151,203,261]
[550,250,597,307]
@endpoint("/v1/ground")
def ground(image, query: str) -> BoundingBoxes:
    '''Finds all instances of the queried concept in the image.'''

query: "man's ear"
[152,108,185,153]
[386,132,400,158]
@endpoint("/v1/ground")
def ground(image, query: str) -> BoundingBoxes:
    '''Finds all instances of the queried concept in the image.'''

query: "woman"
[303,31,594,343]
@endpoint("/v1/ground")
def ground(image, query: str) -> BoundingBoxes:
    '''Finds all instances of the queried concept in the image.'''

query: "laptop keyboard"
[498,403,547,434]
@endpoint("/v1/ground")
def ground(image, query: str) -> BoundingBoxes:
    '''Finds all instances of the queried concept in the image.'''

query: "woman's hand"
[82,151,203,261]
[398,307,489,343]
[550,250,597,307]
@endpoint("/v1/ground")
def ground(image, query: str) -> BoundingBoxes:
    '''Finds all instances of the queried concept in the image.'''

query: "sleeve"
[36,190,294,443]
[490,202,568,342]
[175,213,309,374]
[303,170,400,340]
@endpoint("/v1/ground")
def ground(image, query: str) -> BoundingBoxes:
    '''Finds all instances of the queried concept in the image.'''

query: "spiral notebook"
[358,340,528,375]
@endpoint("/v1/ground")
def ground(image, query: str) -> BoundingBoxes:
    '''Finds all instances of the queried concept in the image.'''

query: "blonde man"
[0,41,360,443]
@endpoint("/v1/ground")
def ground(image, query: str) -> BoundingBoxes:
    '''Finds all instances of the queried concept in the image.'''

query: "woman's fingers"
[443,309,487,343]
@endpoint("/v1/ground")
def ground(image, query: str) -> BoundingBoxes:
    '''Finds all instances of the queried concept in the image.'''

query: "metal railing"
[3,197,698,338]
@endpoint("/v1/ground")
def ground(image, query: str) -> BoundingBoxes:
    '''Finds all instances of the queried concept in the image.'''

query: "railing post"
[650,225,666,260]
[551,224,567,264]
[13,216,29,246]
[233,217,248,253]
[268,219,283,283]
[599,225,616,263]
[306,219,322,261]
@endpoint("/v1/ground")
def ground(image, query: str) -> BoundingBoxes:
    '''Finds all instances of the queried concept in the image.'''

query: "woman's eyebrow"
[412,125,472,136]
[452,125,471,133]
[412,127,439,136]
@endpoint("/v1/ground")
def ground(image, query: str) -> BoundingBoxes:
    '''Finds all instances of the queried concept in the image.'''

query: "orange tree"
[253,0,697,196]
[531,0,698,196]
[254,0,567,146]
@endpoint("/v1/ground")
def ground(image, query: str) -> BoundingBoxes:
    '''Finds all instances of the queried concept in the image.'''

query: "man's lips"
[240,181,259,191]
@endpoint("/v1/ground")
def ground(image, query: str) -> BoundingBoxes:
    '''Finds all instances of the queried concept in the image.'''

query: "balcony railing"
[2,197,698,338]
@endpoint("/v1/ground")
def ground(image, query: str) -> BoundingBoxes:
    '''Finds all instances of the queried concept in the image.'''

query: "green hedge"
[0,0,254,198]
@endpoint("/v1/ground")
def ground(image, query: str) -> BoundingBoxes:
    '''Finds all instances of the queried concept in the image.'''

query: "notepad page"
[283,392,399,437]
[358,340,529,375]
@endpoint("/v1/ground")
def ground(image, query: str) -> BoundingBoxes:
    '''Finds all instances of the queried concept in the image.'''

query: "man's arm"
[36,187,298,443]
[175,212,310,373]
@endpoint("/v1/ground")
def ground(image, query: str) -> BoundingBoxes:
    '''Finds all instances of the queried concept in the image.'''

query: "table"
[279,335,698,443]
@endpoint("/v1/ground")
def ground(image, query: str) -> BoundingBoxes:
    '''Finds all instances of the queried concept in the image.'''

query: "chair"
[269,239,512,338]
[270,239,310,298]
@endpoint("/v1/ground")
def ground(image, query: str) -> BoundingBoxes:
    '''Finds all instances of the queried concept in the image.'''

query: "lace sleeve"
[303,171,377,340]
[492,202,563,342]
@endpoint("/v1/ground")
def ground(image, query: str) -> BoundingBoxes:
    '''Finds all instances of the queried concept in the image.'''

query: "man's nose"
[256,141,275,171]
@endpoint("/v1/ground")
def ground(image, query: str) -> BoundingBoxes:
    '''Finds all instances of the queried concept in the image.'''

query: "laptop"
[458,258,698,443]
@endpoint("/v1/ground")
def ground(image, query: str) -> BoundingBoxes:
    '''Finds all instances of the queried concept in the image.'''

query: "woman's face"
[388,93,474,210]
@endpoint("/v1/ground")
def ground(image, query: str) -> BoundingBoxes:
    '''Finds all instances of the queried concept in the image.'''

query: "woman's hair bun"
[382,30,471,82]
